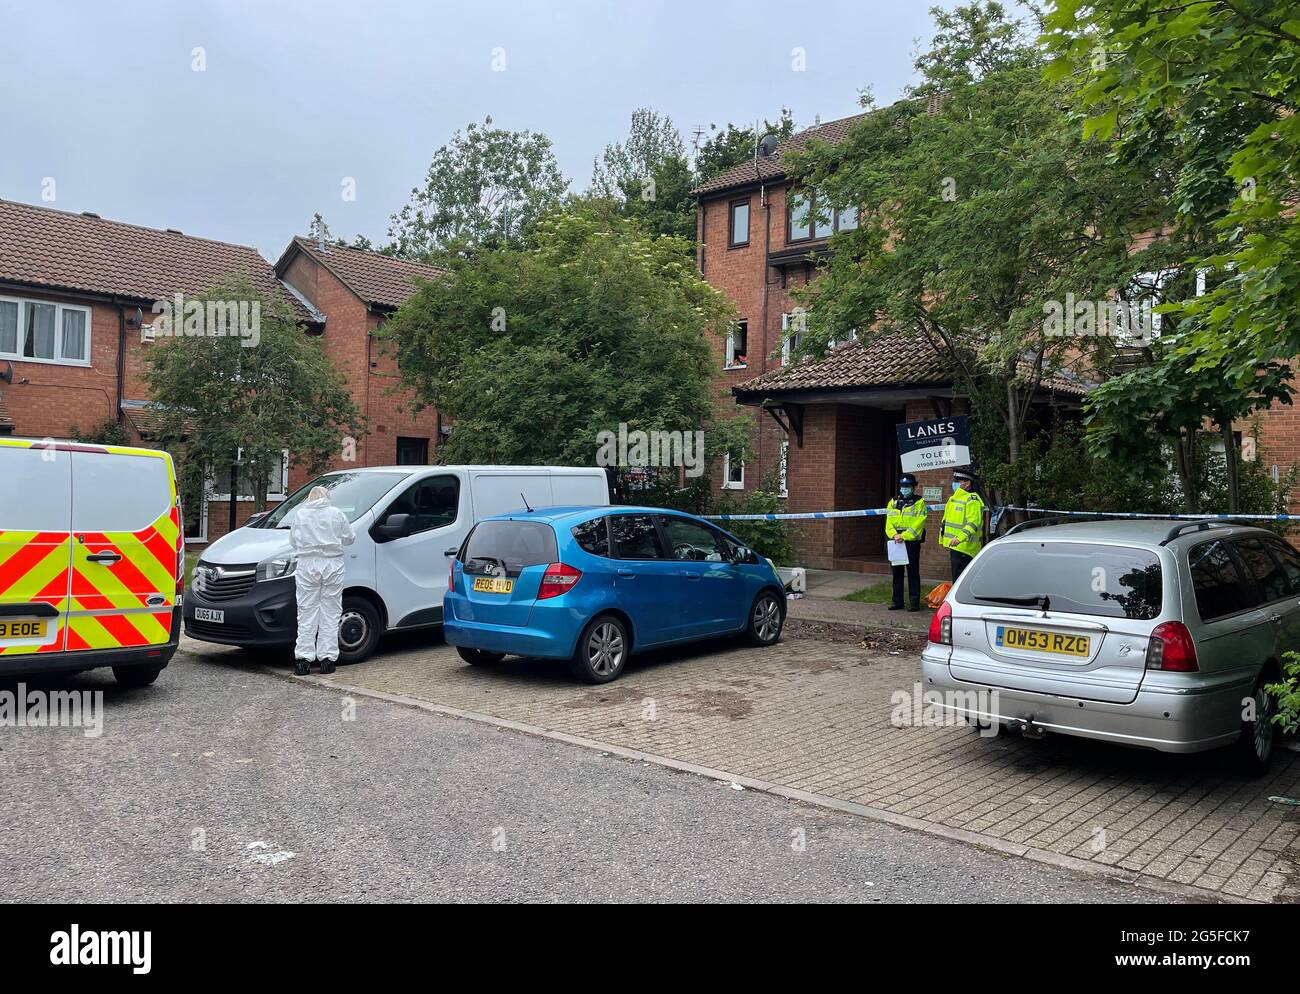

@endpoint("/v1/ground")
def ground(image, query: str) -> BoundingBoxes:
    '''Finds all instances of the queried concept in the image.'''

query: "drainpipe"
[759,183,771,482]
[114,296,126,428]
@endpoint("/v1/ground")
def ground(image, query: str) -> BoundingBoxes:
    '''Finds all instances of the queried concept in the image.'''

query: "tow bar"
[1008,717,1046,740]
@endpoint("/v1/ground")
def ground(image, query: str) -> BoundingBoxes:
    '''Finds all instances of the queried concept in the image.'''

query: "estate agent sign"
[896,415,972,474]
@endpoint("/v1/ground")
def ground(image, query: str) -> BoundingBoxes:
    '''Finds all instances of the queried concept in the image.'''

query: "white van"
[183,465,609,663]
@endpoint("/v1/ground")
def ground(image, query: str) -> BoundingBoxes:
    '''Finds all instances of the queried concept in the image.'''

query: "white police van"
[184,465,609,663]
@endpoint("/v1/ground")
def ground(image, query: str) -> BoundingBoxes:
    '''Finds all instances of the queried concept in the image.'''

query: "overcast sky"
[2,0,986,259]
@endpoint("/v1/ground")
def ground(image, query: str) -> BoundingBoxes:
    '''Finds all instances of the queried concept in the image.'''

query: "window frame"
[722,453,744,491]
[209,448,290,503]
[786,188,856,244]
[656,513,728,563]
[728,197,751,248]
[0,295,92,367]
[724,319,748,370]
[1187,538,1264,623]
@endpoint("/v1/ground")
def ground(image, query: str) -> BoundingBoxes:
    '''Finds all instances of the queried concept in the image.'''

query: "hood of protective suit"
[289,493,356,558]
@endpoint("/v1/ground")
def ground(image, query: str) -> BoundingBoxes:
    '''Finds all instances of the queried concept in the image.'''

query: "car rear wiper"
[974,593,1052,612]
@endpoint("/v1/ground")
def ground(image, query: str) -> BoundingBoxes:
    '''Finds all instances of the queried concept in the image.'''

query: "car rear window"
[957,541,1163,620]
[461,520,558,577]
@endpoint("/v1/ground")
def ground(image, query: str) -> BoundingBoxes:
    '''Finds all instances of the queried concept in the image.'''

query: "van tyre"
[1236,672,1277,775]
[745,591,784,646]
[570,615,628,684]
[457,647,505,666]
[337,596,381,665]
[113,664,162,688]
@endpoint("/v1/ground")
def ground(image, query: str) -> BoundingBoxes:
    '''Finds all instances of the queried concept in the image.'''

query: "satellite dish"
[757,133,780,158]
[0,361,10,384]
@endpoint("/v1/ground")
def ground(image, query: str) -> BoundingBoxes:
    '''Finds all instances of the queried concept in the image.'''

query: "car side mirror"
[244,511,269,528]
[444,547,458,557]
[374,513,412,540]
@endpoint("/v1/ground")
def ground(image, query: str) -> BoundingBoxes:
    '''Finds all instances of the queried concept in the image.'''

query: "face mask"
[900,487,914,497]
[951,481,961,493]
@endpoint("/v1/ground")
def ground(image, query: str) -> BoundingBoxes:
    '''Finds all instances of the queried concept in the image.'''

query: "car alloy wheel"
[587,622,625,677]
[752,594,782,644]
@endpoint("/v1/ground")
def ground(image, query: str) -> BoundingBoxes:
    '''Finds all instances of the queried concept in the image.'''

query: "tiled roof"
[285,237,446,309]
[120,400,198,438]
[693,112,873,197]
[732,335,1091,398]
[0,199,314,322]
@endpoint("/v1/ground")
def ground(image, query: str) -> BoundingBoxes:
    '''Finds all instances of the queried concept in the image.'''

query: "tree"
[144,278,364,517]
[786,2,1161,512]
[380,202,739,469]
[1042,1,1300,379]
[694,110,796,182]
[589,109,696,241]
[388,117,569,259]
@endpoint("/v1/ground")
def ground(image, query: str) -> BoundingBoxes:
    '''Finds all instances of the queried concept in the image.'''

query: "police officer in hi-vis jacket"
[885,473,927,612]
[939,469,985,580]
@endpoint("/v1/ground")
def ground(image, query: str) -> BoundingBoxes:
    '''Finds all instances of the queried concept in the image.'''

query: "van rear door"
[0,441,73,659]
[66,448,180,653]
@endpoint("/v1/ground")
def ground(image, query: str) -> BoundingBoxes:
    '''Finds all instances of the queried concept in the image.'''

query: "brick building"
[0,199,444,547]
[693,116,1091,576]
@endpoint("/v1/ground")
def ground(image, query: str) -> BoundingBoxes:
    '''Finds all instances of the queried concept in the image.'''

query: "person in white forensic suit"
[289,486,355,675]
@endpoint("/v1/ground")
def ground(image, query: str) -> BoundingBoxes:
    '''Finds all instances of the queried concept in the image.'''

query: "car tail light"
[928,600,952,645]
[537,562,581,599]
[1147,621,1198,672]
[448,557,457,593]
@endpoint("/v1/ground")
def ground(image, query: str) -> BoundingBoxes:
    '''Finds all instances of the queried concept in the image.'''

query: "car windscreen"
[261,472,409,528]
[461,520,559,578]
[956,541,1163,620]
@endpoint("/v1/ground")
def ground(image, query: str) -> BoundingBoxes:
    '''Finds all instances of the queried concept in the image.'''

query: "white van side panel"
[550,470,610,507]
[469,473,555,518]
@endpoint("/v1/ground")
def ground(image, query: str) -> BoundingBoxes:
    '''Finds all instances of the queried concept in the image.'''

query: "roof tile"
[693,112,872,197]
[288,237,445,309]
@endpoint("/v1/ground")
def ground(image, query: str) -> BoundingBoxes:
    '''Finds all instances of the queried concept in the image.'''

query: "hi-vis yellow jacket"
[940,489,985,557]
[885,497,927,542]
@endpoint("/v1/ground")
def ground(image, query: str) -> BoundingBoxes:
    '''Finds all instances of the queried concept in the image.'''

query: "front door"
[656,514,746,635]
[373,473,464,628]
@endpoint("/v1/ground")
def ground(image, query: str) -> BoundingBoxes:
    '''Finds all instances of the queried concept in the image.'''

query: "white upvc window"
[725,319,749,369]
[209,449,290,502]
[722,453,745,490]
[779,440,789,498]
[0,295,91,366]
[780,312,805,365]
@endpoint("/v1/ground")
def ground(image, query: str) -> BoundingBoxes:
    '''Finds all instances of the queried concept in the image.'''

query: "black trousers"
[949,549,973,581]
[891,540,923,608]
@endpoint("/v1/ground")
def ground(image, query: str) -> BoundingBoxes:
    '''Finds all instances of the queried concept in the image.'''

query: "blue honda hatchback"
[443,505,786,682]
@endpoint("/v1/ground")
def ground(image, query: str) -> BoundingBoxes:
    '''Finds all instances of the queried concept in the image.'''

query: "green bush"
[1268,654,1300,736]
[710,483,795,566]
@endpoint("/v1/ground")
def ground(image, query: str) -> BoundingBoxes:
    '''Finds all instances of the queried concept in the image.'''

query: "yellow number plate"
[997,626,1090,657]
[472,577,513,595]
[0,619,48,640]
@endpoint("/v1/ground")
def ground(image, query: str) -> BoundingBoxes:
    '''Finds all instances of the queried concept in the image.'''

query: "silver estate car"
[921,519,1293,772]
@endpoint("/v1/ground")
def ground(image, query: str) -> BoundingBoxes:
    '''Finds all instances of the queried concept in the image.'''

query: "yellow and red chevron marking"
[0,530,72,656]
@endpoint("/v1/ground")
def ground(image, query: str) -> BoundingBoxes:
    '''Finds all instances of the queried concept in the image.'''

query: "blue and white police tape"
[706,504,947,522]
[1006,506,1300,523]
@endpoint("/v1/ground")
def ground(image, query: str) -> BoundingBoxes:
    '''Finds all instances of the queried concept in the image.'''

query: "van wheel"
[1235,673,1277,776]
[570,615,628,684]
[338,597,381,665]
[745,591,784,646]
[113,664,162,688]
[457,647,505,666]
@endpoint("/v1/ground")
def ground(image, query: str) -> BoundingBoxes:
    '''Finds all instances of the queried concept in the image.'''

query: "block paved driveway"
[184,623,1300,903]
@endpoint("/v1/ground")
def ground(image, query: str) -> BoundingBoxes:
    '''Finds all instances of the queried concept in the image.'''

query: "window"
[722,453,744,490]
[657,515,726,562]
[262,471,408,528]
[572,517,611,558]
[779,439,789,498]
[725,320,748,369]
[0,295,90,365]
[957,542,1163,620]
[1233,538,1288,603]
[377,474,459,535]
[729,199,750,247]
[71,451,172,532]
[1189,539,1259,621]
[211,449,290,502]
[462,520,559,577]
[780,312,805,365]
[609,513,665,560]
[396,436,429,466]
[788,188,857,242]
[1267,539,1300,595]
[0,445,71,531]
